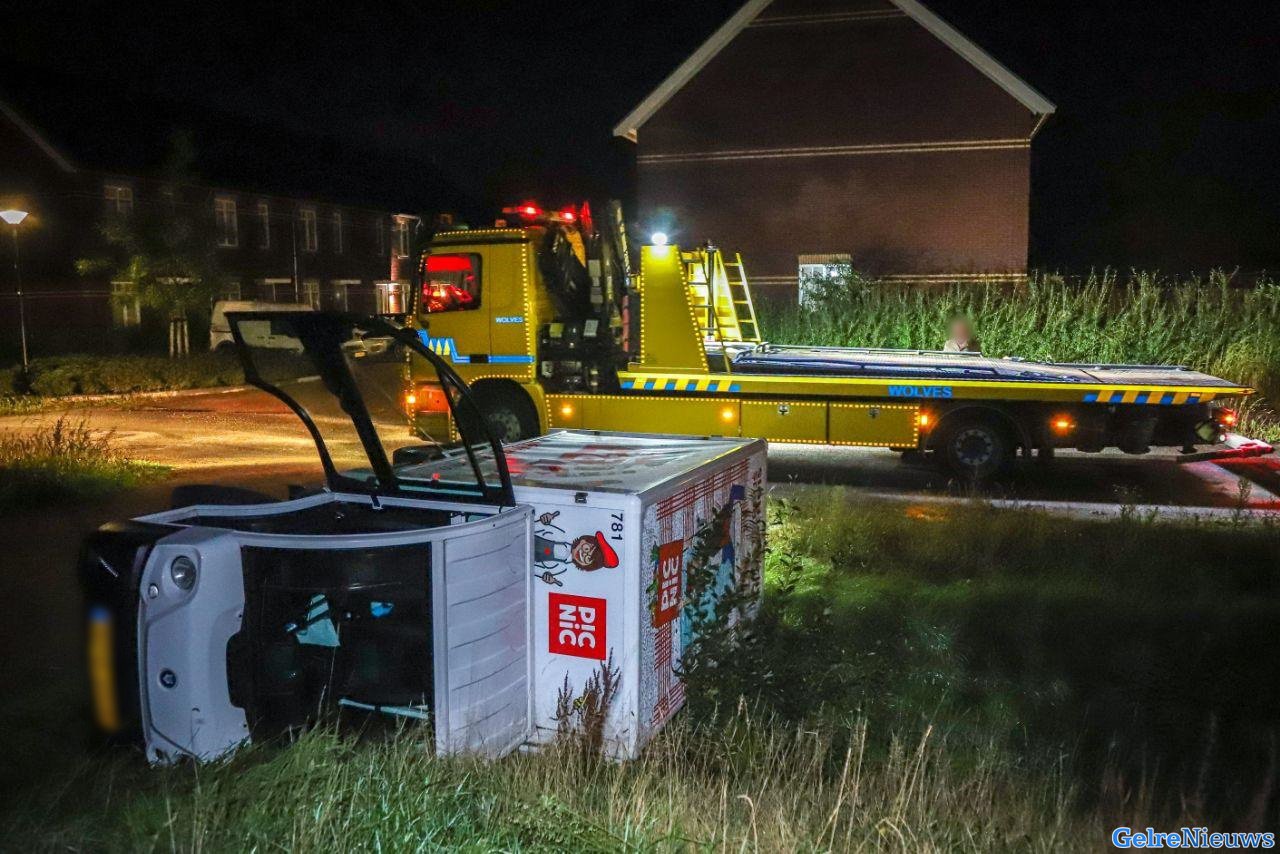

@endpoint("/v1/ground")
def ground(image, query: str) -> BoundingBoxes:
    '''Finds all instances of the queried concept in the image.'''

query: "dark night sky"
[2,0,1279,272]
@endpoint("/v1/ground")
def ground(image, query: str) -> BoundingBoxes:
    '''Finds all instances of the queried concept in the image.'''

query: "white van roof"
[213,300,316,314]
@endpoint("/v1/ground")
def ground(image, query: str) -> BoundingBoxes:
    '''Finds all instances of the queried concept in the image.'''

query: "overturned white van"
[80,312,764,765]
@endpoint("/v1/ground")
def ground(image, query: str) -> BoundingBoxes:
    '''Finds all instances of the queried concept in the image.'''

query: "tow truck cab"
[407,204,1258,480]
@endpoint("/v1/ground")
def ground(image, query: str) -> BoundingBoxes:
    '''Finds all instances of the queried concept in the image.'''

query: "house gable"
[614,0,1054,148]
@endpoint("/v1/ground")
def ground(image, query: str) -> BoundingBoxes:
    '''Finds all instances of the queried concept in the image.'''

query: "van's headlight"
[170,556,197,590]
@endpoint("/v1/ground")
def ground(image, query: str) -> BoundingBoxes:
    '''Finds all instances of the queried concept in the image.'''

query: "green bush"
[0,364,25,396]
[18,352,243,397]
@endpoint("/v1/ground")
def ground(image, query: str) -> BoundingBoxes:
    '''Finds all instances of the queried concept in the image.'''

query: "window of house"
[393,219,410,258]
[332,210,345,254]
[299,207,318,252]
[214,196,238,248]
[220,282,242,301]
[257,201,271,250]
[111,280,140,327]
[330,280,357,311]
[376,281,406,315]
[303,280,321,309]
[797,253,851,306]
[104,183,133,215]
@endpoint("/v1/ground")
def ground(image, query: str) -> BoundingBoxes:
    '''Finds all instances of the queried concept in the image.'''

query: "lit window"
[332,210,344,255]
[299,207,318,252]
[330,281,352,311]
[104,183,133,215]
[111,280,140,327]
[257,201,270,250]
[214,196,238,248]
[377,281,406,315]
[303,280,321,309]
[797,253,851,306]
[393,218,410,258]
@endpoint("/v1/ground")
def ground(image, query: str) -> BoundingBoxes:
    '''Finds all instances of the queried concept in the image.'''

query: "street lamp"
[0,209,30,369]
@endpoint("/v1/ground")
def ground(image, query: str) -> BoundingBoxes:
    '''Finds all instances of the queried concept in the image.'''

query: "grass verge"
[3,490,1278,849]
[0,416,166,511]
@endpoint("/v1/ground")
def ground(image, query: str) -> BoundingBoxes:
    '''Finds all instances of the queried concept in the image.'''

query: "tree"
[77,134,229,356]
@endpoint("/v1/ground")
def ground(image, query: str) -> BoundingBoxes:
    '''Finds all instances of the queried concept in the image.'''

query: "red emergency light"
[424,254,473,272]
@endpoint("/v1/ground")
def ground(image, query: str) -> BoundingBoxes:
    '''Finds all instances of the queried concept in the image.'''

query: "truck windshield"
[227,311,512,505]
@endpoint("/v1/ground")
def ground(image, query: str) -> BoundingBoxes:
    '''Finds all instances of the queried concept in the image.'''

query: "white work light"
[650,232,668,246]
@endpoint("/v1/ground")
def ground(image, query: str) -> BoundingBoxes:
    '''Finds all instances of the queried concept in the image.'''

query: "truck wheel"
[472,385,539,443]
[938,414,1013,482]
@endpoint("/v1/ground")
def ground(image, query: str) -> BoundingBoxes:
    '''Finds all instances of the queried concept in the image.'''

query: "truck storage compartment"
[399,430,767,759]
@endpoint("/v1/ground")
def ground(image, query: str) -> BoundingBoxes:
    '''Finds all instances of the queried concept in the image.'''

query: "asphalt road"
[4,385,1278,512]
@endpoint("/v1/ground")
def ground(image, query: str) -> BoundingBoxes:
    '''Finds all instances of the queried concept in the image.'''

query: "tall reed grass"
[764,270,1280,439]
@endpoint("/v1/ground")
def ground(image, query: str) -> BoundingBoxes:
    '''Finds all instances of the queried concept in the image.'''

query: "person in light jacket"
[943,316,981,354]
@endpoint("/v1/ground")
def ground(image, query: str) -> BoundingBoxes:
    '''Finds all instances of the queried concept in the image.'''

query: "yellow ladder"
[722,252,761,344]
[689,249,760,344]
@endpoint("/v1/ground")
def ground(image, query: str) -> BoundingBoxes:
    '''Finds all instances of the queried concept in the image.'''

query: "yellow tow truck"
[404,203,1257,480]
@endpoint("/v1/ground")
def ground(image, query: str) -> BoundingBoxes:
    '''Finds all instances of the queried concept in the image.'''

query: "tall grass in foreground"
[5,494,1278,850]
[0,416,164,510]
[16,714,1087,852]
[764,270,1280,439]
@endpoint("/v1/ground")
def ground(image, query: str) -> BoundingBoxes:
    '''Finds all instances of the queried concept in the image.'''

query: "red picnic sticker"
[548,592,607,660]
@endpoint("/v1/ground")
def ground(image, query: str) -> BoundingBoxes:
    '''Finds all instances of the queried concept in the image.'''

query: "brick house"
[615,0,1055,297]
[0,81,446,358]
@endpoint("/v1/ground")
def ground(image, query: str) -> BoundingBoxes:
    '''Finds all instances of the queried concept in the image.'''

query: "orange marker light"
[1220,410,1238,427]
[1052,417,1074,433]
[721,406,736,422]
[560,404,574,417]
[404,392,417,408]
[918,412,931,428]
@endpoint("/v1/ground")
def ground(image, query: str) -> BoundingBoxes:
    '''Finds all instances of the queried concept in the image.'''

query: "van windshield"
[227,311,513,505]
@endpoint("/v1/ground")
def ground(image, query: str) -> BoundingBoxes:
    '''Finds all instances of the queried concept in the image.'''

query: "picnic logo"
[653,540,683,626]
[549,593,607,660]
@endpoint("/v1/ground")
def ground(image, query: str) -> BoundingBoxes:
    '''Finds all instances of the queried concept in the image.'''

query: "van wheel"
[472,385,539,443]
[938,414,1013,482]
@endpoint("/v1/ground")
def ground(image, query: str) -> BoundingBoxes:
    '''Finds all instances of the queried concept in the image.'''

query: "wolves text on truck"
[405,202,1263,480]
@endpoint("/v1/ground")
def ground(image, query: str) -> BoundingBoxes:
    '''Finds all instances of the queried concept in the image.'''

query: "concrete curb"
[17,385,251,406]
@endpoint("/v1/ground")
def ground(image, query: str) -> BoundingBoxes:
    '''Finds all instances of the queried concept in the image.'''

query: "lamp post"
[0,209,29,369]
